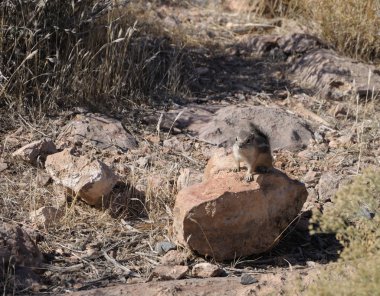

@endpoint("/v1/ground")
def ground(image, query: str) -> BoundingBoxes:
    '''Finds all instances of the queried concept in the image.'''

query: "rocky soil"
[1,1,379,295]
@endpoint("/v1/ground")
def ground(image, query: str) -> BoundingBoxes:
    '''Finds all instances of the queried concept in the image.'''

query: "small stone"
[161,250,188,266]
[195,67,209,75]
[152,265,189,280]
[0,161,8,172]
[57,113,137,152]
[303,170,319,184]
[36,171,51,187]
[192,262,223,278]
[306,261,317,267]
[137,156,151,168]
[317,172,348,202]
[155,241,177,255]
[314,132,324,144]
[240,274,258,285]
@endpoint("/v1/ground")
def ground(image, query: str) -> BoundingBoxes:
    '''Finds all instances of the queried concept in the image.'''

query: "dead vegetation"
[0,0,191,116]
[1,0,380,295]
[226,0,380,61]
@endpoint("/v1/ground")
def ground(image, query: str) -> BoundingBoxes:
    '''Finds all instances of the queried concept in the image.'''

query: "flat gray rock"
[57,113,137,152]
[195,105,313,151]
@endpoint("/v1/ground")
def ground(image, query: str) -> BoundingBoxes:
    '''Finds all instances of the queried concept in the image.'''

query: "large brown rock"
[203,148,235,182]
[173,169,307,261]
[45,149,118,205]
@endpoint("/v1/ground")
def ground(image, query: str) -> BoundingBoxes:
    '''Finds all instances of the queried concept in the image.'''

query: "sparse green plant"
[286,169,380,295]
[312,169,380,261]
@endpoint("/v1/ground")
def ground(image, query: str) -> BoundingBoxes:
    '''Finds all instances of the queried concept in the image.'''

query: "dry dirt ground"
[1,1,379,295]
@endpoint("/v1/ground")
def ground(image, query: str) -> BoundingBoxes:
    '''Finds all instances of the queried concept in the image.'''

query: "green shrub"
[290,169,380,295]
[313,169,380,261]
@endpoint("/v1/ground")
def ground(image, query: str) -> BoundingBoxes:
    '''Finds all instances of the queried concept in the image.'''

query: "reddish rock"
[45,149,118,205]
[161,250,188,266]
[203,148,235,182]
[152,265,189,280]
[12,138,57,166]
[173,170,307,260]
[192,263,223,278]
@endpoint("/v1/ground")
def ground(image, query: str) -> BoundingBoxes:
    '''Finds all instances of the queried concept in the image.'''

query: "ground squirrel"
[232,125,273,181]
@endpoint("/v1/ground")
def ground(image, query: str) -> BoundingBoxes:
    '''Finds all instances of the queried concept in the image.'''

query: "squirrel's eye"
[236,137,238,141]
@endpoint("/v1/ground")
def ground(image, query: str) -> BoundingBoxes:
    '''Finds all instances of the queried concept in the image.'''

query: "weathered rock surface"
[68,277,254,296]
[36,171,51,187]
[177,168,203,191]
[45,149,118,205]
[192,263,223,278]
[161,250,188,266]
[0,222,43,288]
[30,206,64,228]
[12,138,57,166]
[145,104,312,151]
[240,274,258,285]
[152,265,189,280]
[290,48,380,100]
[173,160,307,260]
[155,241,177,255]
[316,172,350,202]
[57,113,137,152]
[196,105,312,150]
[244,33,380,99]
[246,33,325,57]
[203,148,235,181]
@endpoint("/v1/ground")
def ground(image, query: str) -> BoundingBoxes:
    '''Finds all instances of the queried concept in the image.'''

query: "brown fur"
[232,127,273,181]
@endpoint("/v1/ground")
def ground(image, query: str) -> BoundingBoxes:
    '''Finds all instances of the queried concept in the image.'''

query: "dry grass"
[227,0,380,62]
[0,0,190,116]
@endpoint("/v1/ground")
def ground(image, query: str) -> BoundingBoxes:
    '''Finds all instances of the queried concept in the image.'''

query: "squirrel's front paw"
[245,174,253,182]
[232,167,240,172]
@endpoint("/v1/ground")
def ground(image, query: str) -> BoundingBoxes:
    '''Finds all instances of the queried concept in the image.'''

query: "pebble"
[240,274,258,285]
[155,241,177,255]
